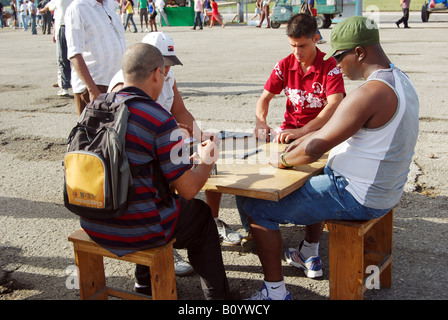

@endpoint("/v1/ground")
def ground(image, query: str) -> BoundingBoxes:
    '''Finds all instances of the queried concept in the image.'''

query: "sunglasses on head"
[332,49,354,62]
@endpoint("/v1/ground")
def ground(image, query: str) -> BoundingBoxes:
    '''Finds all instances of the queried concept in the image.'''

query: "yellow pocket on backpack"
[64,151,106,209]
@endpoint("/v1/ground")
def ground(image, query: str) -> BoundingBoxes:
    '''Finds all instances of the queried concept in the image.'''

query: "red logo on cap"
[168,46,174,52]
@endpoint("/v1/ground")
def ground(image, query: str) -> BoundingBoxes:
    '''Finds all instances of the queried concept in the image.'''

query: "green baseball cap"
[324,16,380,60]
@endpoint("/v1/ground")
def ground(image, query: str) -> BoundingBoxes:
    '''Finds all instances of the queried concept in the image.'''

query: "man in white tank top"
[238,16,419,300]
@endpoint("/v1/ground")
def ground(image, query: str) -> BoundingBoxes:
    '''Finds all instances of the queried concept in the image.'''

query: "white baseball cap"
[142,32,183,67]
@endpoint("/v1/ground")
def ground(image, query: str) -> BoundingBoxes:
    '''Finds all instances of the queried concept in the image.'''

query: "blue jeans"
[193,11,203,29]
[236,166,391,230]
[21,14,28,30]
[30,13,37,34]
[125,13,137,32]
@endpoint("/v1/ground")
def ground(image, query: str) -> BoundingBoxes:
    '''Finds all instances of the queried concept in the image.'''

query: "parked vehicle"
[421,0,448,22]
[270,0,343,29]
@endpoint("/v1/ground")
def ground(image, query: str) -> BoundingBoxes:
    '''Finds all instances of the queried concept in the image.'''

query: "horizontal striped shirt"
[65,0,126,93]
[80,87,192,257]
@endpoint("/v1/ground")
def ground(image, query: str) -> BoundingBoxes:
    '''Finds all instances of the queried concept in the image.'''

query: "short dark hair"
[286,13,318,39]
[122,43,164,83]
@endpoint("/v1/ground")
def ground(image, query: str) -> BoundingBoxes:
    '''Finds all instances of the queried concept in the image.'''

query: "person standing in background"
[155,0,170,26]
[0,2,4,29]
[396,0,411,28]
[38,0,53,35]
[10,1,19,29]
[209,0,225,28]
[27,0,38,34]
[43,0,73,96]
[65,0,126,115]
[192,0,204,30]
[124,0,138,32]
[138,0,149,32]
[19,0,28,31]
[257,0,271,28]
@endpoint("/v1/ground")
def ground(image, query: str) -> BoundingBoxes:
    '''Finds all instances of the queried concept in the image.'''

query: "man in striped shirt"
[80,43,232,300]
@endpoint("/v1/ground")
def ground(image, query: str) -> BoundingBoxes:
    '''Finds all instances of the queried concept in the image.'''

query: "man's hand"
[178,123,194,140]
[274,128,302,144]
[88,86,101,103]
[269,151,287,169]
[254,122,272,141]
[197,134,220,165]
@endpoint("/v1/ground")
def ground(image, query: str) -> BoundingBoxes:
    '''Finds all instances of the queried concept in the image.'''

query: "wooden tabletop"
[202,137,328,201]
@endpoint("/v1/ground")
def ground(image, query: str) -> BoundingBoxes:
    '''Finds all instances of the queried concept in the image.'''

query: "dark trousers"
[193,11,203,29]
[57,26,71,90]
[74,85,108,116]
[258,4,270,27]
[42,12,52,34]
[135,197,230,300]
[397,8,409,27]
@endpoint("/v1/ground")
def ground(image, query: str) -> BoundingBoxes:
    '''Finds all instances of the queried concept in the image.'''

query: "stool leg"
[380,210,393,288]
[365,210,393,289]
[328,224,364,300]
[74,248,107,300]
[150,244,177,300]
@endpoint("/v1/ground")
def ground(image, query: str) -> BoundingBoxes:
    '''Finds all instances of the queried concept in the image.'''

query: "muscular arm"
[273,81,397,167]
[275,92,344,143]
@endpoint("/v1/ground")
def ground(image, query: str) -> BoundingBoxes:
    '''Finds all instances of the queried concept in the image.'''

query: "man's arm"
[275,92,344,143]
[271,81,396,168]
[254,89,275,141]
[170,80,203,141]
[70,54,101,101]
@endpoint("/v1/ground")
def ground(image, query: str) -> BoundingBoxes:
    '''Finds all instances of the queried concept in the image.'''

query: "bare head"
[121,43,165,99]
[122,43,164,84]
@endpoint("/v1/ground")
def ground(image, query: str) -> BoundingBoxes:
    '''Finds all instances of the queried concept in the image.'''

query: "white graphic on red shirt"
[285,82,327,112]
[274,63,284,81]
[328,67,342,77]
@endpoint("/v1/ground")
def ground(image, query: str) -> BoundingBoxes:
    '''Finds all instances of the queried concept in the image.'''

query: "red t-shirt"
[265,48,345,129]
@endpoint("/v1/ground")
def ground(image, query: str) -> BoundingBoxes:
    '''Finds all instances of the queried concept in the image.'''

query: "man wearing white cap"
[109,32,202,139]
[109,32,244,277]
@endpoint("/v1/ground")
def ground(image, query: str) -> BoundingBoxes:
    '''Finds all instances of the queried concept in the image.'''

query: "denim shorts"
[236,166,391,230]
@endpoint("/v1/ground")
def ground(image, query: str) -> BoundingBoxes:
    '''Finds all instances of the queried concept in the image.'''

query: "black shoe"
[404,25,411,28]
[395,22,400,28]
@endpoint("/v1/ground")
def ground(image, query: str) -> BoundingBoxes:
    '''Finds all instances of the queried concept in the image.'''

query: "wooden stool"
[325,209,393,300]
[68,229,177,300]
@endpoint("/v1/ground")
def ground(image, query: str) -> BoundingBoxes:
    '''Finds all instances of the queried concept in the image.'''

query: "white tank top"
[328,66,419,209]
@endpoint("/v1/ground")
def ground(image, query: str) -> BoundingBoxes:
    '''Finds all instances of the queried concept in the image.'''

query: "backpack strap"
[118,89,177,208]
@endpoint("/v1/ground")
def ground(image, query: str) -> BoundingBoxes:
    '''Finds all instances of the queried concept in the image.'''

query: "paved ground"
[0,11,447,302]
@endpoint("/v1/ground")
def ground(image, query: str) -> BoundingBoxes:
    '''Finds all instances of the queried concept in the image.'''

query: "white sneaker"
[57,89,70,96]
[247,282,292,300]
[216,219,243,245]
[285,240,323,278]
[173,249,194,276]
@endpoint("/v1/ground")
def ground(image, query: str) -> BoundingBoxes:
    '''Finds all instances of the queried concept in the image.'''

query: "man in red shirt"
[239,13,345,277]
[254,13,345,144]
